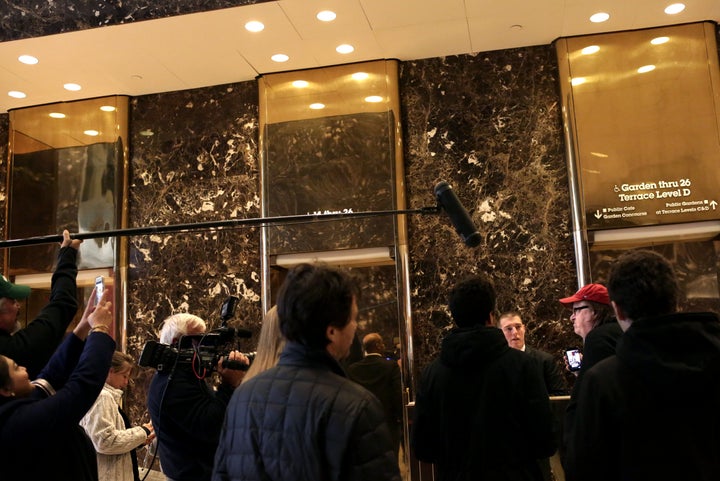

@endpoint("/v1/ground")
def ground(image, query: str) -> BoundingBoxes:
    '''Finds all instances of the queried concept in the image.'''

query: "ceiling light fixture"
[571,77,587,86]
[316,10,336,22]
[8,90,26,98]
[292,80,309,88]
[49,112,66,118]
[64,83,82,91]
[637,65,656,73]
[664,3,685,15]
[336,44,354,54]
[84,129,100,136]
[18,55,38,65]
[271,53,289,63]
[651,36,670,45]
[309,103,325,110]
[351,72,369,81]
[100,105,116,112]
[589,12,610,23]
[245,20,265,32]
[581,45,600,55]
[364,95,383,103]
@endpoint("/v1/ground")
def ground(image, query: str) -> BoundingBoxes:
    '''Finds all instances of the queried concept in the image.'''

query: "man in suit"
[347,332,403,455]
[497,311,566,395]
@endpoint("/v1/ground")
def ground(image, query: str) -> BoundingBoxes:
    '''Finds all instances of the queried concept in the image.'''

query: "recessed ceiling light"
[139,129,154,137]
[64,83,82,91]
[309,103,325,110]
[664,3,685,14]
[509,24,523,30]
[651,36,670,45]
[271,53,289,63]
[84,130,100,136]
[351,72,369,81]
[100,105,116,112]
[581,45,600,55]
[571,77,587,86]
[589,12,610,23]
[336,44,354,54]
[292,80,309,88]
[8,90,26,98]
[18,55,38,65]
[49,112,66,119]
[316,10,336,22]
[245,20,265,32]
[637,65,656,73]
[364,95,383,103]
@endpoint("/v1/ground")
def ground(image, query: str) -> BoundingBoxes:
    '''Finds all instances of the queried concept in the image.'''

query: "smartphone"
[565,348,582,372]
[95,276,104,304]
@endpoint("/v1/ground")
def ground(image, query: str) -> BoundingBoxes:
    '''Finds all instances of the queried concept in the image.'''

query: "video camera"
[139,296,254,374]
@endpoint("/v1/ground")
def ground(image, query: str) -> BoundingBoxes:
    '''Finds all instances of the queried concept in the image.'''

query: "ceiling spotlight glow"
[664,3,685,14]
[571,77,587,86]
[351,72,369,81]
[364,95,383,103]
[245,20,265,32]
[651,36,670,45]
[271,53,289,63]
[309,103,325,110]
[64,83,82,91]
[49,112,66,119]
[316,10,337,22]
[589,12,610,23]
[18,54,38,65]
[84,130,100,136]
[292,80,309,88]
[100,105,116,112]
[336,44,354,54]
[581,45,600,55]
[637,65,656,73]
[8,90,26,98]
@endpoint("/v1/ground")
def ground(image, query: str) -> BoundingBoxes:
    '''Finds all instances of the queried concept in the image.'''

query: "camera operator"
[147,313,248,481]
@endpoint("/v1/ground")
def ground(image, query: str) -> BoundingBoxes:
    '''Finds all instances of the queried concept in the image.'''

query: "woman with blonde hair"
[242,306,285,383]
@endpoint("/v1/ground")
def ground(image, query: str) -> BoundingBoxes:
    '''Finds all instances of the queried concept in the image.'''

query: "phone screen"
[565,349,582,372]
[95,276,104,304]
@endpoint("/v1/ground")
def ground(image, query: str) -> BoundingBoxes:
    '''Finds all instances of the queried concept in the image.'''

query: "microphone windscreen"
[434,181,481,247]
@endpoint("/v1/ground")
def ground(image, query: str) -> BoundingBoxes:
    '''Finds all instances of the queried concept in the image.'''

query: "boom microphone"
[434,181,481,248]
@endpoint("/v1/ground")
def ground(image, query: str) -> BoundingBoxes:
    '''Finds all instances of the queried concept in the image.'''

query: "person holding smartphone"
[0,230,83,379]
[558,283,622,469]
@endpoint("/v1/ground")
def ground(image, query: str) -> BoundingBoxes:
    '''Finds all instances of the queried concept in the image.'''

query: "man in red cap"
[558,282,622,471]
[0,230,83,378]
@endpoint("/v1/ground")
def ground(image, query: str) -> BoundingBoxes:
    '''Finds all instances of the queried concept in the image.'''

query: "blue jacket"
[213,341,400,481]
[0,330,116,480]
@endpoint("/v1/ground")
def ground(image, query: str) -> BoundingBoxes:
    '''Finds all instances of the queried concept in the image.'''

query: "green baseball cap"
[0,275,31,300]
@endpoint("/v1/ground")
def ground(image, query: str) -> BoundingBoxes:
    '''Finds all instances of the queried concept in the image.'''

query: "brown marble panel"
[400,47,580,389]
[125,81,262,423]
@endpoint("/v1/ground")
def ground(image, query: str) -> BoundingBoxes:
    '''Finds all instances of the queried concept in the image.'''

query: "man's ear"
[612,301,632,332]
[0,387,13,398]
[485,312,496,327]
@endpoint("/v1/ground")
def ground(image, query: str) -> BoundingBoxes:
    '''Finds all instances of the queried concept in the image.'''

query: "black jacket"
[148,359,235,481]
[525,346,567,395]
[411,325,556,481]
[564,312,720,481]
[0,246,79,378]
[347,354,403,449]
[212,341,400,481]
[0,331,116,481]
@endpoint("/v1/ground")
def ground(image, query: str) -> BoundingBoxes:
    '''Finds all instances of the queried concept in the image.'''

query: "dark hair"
[277,263,359,350]
[449,274,496,328]
[608,249,678,320]
[588,300,615,328]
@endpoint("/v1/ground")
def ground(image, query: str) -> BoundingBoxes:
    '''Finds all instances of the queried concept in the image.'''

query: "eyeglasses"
[572,306,591,315]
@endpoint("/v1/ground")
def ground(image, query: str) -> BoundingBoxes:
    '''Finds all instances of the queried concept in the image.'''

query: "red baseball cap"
[559,283,610,307]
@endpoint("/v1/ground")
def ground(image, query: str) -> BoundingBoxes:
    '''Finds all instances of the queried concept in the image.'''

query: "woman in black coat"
[0,288,115,481]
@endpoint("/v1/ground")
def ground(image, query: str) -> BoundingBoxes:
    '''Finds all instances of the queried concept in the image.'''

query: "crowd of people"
[0,230,719,481]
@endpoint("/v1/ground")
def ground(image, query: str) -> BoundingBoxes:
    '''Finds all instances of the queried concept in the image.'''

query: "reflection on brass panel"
[7,96,129,272]
[556,22,720,234]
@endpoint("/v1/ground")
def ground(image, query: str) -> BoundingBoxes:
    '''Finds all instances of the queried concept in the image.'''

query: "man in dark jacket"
[347,332,403,455]
[564,249,720,481]
[411,274,556,481]
[0,229,82,378]
[213,263,400,481]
